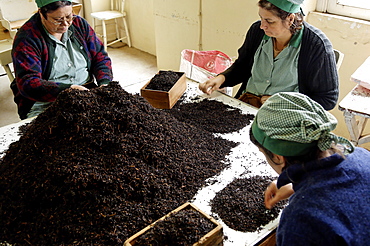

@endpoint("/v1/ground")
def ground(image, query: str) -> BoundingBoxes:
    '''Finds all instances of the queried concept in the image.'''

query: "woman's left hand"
[71,84,89,91]
[261,95,271,104]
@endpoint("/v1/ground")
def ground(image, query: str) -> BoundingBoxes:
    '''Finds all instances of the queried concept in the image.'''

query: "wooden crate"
[140,71,187,109]
[124,202,223,246]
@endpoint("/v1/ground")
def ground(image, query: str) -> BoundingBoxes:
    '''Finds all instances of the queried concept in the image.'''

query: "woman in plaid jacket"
[11,0,113,119]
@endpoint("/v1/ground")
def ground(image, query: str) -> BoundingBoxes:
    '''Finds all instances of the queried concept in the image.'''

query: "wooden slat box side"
[191,203,223,246]
[124,202,223,246]
[140,71,187,109]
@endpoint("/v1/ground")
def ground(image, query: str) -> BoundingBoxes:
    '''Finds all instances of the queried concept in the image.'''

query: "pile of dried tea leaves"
[0,82,237,245]
[145,70,181,91]
[211,176,287,232]
[167,99,254,133]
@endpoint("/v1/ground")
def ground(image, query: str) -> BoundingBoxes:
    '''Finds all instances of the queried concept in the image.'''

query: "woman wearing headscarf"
[250,92,370,245]
[199,0,338,110]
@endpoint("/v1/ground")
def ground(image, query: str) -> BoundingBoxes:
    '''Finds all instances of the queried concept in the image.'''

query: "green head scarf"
[251,92,354,156]
[267,0,303,13]
[36,0,71,8]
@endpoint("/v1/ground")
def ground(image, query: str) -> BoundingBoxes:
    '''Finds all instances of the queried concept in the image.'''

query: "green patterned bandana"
[251,92,354,156]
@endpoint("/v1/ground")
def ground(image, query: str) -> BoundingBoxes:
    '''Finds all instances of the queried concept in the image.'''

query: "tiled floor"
[0,43,158,127]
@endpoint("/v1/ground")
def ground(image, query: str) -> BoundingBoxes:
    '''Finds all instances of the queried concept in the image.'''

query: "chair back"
[0,0,38,34]
[334,49,344,70]
[111,0,125,13]
[0,0,37,22]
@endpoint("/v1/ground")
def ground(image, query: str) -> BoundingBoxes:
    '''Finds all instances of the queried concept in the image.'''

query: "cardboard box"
[140,71,187,109]
[124,202,223,246]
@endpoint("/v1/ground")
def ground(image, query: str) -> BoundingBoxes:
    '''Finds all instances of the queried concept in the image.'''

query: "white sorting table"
[0,79,280,246]
[338,56,370,146]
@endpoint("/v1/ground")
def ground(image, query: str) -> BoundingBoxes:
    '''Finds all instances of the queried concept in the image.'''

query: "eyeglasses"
[46,14,76,26]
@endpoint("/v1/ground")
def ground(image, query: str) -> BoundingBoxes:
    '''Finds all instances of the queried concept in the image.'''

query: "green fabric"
[48,30,90,86]
[267,0,303,13]
[251,92,354,156]
[36,0,71,8]
[252,121,317,156]
[245,34,300,96]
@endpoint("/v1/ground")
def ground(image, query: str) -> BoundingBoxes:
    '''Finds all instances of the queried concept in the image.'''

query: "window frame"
[316,0,370,21]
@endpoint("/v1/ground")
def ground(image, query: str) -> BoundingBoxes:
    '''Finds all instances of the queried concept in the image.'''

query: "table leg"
[343,110,359,146]
[357,117,370,146]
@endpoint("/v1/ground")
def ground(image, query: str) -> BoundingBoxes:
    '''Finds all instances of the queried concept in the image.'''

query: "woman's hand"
[261,95,271,104]
[198,75,225,95]
[264,180,294,209]
[71,85,89,91]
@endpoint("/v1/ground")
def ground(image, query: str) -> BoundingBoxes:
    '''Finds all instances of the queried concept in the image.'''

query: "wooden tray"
[140,71,186,109]
[124,202,223,246]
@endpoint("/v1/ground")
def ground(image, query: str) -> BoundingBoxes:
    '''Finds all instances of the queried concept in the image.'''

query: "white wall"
[199,0,259,58]
[151,0,260,70]
[126,0,156,55]
[152,0,200,70]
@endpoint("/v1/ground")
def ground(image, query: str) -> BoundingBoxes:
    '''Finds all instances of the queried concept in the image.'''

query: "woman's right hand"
[198,75,225,95]
[264,181,294,209]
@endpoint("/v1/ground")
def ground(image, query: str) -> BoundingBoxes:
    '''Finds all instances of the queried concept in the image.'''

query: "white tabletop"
[338,84,370,117]
[350,56,370,90]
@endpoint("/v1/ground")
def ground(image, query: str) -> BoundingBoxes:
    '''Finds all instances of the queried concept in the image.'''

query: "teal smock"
[28,29,90,118]
[245,27,304,96]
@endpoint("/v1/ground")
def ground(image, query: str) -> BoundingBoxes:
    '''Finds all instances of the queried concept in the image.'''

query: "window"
[316,0,370,21]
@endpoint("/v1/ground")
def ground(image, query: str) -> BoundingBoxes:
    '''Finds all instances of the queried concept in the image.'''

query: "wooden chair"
[72,3,83,16]
[0,39,14,82]
[334,49,344,70]
[0,0,38,39]
[90,0,131,51]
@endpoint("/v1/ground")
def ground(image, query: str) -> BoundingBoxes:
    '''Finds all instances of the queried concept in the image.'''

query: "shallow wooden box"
[124,202,223,246]
[140,71,187,109]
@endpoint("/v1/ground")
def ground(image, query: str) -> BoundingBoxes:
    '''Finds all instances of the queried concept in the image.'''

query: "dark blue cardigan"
[221,21,339,110]
[276,147,370,245]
